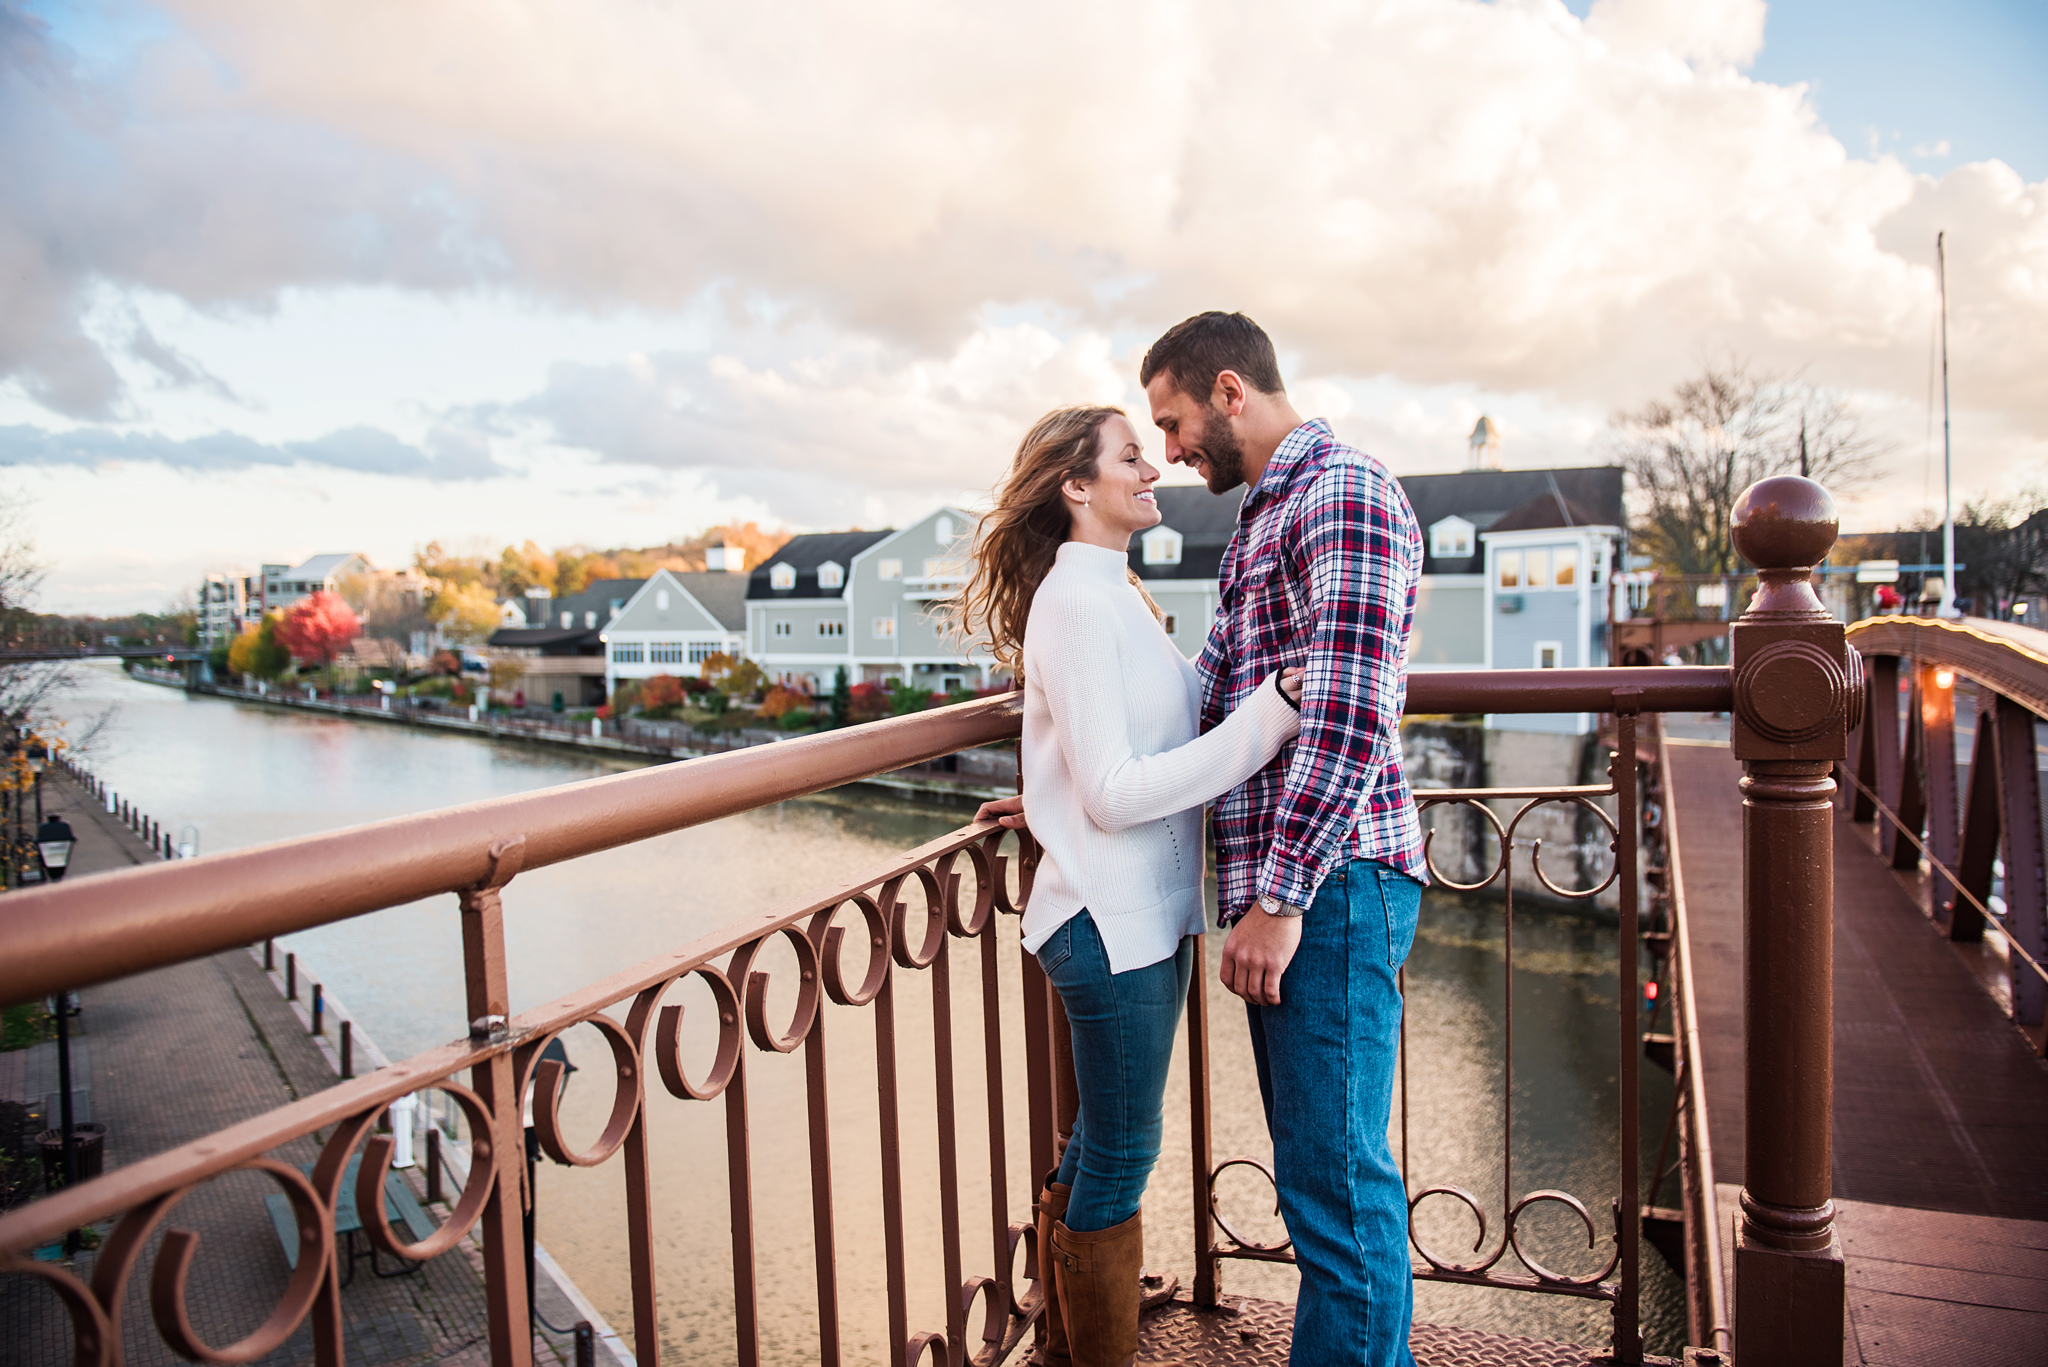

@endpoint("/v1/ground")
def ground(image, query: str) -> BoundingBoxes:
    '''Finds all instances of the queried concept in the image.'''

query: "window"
[770,563,796,591]
[1430,517,1475,559]
[1553,546,1578,587]
[1162,614,1178,636]
[559,611,572,629]
[941,675,963,693]
[773,621,792,638]
[936,517,954,543]
[611,643,645,664]
[1142,527,1183,565]
[656,589,670,610]
[1535,641,1562,669]
[688,642,719,664]
[1524,548,1551,589]
[878,559,902,580]
[1696,582,1729,608]
[923,557,944,577]
[818,621,845,637]
[585,611,597,628]
[818,562,845,590]
[873,617,896,638]
[650,641,685,664]
[1496,551,1522,589]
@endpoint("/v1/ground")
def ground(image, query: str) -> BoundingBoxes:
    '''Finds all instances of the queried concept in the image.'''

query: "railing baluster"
[803,1011,842,1366]
[1612,704,1643,1363]
[458,838,534,1367]
[621,991,664,1367]
[1919,664,1962,919]
[976,916,1013,1326]
[1991,694,2048,1026]
[875,972,912,1367]
[1187,933,1219,1309]
[723,1051,761,1366]
[1892,669,1928,871]
[1869,655,1904,858]
[930,936,967,1358]
[1951,696,2003,941]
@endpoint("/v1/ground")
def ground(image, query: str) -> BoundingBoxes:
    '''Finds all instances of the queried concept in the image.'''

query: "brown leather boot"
[1051,1210,1184,1367]
[1034,1176,1073,1366]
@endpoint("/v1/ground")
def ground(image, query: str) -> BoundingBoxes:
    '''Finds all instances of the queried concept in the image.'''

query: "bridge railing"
[0,479,1853,1367]
[1840,614,2048,1048]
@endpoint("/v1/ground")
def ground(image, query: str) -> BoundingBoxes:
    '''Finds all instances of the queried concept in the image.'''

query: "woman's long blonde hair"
[951,404,1161,676]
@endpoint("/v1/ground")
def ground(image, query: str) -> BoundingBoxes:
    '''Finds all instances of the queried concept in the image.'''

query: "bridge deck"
[1666,735,2048,1364]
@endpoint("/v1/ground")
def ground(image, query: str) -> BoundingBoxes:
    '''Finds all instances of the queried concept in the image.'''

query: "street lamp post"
[39,813,81,1251]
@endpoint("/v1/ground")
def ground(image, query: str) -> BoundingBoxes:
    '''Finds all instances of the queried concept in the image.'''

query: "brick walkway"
[1,771,593,1367]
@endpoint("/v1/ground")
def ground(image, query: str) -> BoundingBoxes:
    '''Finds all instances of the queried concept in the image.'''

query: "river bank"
[129,671,1015,806]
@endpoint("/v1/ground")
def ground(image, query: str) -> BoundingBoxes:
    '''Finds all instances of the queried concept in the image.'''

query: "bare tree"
[0,490,112,760]
[1608,358,1886,574]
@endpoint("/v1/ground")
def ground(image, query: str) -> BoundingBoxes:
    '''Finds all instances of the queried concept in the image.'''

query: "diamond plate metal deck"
[1134,1296,1681,1367]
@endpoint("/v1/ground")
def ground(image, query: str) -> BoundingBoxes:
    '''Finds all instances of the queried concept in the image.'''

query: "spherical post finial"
[1733,476,1837,619]
[1732,476,1838,573]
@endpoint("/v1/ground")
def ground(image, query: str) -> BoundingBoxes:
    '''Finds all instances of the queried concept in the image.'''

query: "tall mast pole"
[1938,231,1957,617]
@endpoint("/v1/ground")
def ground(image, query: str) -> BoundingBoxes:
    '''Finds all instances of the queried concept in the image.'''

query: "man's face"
[1146,372,1246,495]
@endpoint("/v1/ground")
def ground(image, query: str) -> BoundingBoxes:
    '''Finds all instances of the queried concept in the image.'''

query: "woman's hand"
[975,794,1028,830]
[1279,667,1304,705]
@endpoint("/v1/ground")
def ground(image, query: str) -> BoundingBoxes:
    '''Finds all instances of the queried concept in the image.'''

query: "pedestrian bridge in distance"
[2,476,2045,1367]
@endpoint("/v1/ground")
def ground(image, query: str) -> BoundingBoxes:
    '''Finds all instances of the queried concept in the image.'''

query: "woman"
[960,405,1301,1366]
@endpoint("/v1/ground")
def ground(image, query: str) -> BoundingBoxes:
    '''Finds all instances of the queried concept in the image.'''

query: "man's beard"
[1196,406,1247,494]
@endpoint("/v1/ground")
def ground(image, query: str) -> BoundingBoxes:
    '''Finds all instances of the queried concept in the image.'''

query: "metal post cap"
[1731,476,1838,572]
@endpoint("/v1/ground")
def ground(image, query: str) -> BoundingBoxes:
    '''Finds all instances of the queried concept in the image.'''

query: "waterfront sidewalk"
[1,769,599,1367]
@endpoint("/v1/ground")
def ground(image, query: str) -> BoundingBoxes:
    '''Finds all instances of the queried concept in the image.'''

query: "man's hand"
[1219,905,1303,1005]
[975,794,1028,830]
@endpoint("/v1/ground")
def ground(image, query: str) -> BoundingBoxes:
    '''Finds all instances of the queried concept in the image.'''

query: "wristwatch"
[1256,892,1304,918]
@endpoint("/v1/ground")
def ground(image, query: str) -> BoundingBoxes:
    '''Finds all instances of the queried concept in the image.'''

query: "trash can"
[37,1123,107,1189]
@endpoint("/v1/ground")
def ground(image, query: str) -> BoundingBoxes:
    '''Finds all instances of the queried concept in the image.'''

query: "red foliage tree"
[276,591,363,665]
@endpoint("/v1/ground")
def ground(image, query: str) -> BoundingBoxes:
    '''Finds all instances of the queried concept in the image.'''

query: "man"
[1146,311,1426,1365]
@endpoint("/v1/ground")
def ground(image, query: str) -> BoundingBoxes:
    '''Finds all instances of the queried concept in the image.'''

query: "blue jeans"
[1037,912,1195,1232]
[1247,859,1423,1367]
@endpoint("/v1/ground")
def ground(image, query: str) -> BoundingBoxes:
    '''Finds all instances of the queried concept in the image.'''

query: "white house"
[602,568,750,695]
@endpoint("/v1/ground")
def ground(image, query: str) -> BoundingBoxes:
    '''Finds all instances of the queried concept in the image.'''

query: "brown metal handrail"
[1846,614,2048,720]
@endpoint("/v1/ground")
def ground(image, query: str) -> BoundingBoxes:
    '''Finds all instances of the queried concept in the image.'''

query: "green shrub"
[2,1001,52,1051]
[889,686,936,716]
[779,708,815,730]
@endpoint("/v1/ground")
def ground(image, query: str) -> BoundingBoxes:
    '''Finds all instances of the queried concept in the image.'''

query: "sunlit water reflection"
[51,663,1683,1358]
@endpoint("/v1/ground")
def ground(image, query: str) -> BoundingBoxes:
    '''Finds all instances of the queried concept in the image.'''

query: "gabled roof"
[1486,491,1612,535]
[289,552,370,581]
[490,576,647,653]
[1401,467,1623,574]
[667,572,748,631]
[749,530,895,600]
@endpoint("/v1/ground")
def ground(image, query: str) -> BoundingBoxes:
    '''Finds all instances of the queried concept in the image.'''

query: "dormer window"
[1430,516,1475,560]
[817,562,845,590]
[560,611,572,629]
[770,563,796,591]
[1141,527,1183,566]
[585,611,597,628]
[656,589,670,610]
[936,517,954,544]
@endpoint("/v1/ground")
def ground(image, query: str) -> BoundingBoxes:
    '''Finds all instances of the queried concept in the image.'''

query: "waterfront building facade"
[261,553,375,614]
[487,577,646,708]
[196,571,259,648]
[746,508,997,695]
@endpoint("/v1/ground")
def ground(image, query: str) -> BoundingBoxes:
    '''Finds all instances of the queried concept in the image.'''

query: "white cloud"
[0,0,2043,607]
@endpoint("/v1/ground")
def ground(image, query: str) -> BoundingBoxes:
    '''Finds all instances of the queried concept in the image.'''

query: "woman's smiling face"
[1070,414,1163,541]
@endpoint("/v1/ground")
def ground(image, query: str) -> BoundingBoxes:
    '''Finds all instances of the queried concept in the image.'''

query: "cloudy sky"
[3,0,2044,613]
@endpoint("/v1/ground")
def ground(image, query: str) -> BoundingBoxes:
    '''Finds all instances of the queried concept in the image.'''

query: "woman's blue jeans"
[1246,858,1422,1367]
[1036,912,1195,1232]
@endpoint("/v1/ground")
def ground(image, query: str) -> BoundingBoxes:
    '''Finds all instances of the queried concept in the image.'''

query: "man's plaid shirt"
[1196,419,1426,924]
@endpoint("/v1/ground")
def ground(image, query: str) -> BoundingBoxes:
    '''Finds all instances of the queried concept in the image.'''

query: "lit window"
[560,611,572,629]
[923,558,944,577]
[1535,642,1562,669]
[773,622,792,637]
[878,558,902,580]
[657,589,670,610]
[818,562,844,590]
[873,617,896,638]
[585,611,597,628]
[1525,549,1551,590]
[1162,614,1178,636]
[818,621,845,637]
[1696,583,1729,608]
[1497,551,1522,590]
[1553,547,1578,587]
[1142,527,1183,565]
[770,564,796,591]
[936,517,954,543]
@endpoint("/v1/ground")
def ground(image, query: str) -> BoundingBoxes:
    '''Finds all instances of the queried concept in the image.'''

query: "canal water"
[50,663,1683,1359]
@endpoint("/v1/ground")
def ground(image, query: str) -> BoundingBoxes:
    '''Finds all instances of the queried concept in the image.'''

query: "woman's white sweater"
[1019,541,1301,973]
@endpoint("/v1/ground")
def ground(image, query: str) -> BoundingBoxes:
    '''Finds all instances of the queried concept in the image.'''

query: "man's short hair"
[1139,312,1286,400]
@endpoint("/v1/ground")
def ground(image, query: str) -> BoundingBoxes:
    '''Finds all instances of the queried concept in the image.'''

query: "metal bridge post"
[1726,476,1855,1366]
[1918,664,1961,920]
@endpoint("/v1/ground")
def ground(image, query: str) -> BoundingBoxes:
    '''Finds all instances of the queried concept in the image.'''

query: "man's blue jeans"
[1247,858,1423,1366]
[1038,911,1195,1231]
